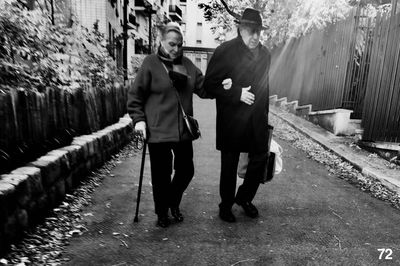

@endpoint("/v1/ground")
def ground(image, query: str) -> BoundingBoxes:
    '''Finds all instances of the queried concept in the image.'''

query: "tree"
[0,1,123,92]
[199,0,363,47]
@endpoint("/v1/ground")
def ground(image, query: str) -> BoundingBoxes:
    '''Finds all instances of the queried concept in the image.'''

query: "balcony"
[163,14,170,24]
[134,0,152,13]
[128,13,139,29]
[169,4,182,21]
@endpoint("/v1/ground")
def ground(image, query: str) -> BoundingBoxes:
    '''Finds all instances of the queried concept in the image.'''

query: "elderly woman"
[127,23,209,228]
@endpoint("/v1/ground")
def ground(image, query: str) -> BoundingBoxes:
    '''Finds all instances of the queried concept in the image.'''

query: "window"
[196,22,202,44]
[195,57,201,69]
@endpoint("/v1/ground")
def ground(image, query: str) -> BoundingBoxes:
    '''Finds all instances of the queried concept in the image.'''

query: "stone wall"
[0,116,133,255]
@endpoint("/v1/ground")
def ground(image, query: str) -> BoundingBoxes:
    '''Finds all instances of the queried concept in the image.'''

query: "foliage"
[0,3,61,91]
[0,0,123,92]
[198,0,390,47]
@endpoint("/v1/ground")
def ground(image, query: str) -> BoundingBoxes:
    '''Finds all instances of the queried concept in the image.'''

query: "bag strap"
[160,62,188,119]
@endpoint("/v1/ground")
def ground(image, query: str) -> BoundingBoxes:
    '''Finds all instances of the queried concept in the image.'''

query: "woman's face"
[161,31,183,59]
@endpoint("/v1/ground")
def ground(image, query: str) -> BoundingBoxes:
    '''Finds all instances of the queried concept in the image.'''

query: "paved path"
[62,98,400,265]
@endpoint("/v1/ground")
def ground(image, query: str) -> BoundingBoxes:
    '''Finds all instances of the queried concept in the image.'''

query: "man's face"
[240,25,262,50]
[161,31,183,59]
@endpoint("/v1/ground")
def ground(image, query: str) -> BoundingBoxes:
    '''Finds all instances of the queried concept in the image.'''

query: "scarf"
[157,45,188,90]
[157,46,183,69]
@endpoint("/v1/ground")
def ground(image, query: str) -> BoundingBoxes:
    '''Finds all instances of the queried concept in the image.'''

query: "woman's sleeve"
[127,57,151,125]
[203,46,242,104]
[193,66,213,99]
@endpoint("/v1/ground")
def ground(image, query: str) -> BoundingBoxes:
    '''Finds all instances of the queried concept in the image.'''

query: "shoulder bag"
[161,62,201,140]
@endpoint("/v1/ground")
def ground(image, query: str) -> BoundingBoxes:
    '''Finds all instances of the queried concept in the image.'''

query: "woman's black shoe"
[171,207,184,222]
[157,215,170,228]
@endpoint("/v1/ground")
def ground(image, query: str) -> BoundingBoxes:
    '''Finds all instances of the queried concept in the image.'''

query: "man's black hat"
[239,8,267,30]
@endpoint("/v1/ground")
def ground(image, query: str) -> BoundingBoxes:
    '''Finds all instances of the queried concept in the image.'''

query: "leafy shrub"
[0,1,123,93]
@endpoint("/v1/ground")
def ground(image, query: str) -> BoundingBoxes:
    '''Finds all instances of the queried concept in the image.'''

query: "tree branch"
[219,0,240,20]
[16,0,29,9]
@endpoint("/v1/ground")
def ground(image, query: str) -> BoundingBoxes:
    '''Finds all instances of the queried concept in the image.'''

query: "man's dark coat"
[204,36,271,153]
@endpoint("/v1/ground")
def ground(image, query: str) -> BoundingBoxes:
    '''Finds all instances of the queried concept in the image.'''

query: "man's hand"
[240,86,255,105]
[134,121,146,140]
[222,78,232,90]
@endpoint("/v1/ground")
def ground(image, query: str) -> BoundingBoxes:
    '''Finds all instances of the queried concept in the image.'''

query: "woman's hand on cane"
[134,121,147,140]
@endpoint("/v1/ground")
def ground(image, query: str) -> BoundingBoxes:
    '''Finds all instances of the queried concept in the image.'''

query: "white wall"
[71,0,107,33]
[182,0,218,48]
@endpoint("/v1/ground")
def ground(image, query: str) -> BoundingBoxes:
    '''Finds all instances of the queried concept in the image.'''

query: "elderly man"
[204,8,271,222]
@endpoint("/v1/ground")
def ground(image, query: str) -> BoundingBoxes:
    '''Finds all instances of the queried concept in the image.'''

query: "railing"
[169,4,182,21]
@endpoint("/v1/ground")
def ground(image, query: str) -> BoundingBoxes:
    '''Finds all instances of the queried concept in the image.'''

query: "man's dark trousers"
[219,150,267,209]
[148,141,194,216]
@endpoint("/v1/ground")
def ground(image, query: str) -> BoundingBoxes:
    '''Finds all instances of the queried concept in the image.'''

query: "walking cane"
[134,137,147,223]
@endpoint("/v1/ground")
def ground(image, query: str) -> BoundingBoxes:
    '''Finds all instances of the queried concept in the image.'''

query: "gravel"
[269,113,400,210]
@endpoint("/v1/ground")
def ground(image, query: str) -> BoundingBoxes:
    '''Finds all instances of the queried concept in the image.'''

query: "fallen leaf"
[68,229,81,236]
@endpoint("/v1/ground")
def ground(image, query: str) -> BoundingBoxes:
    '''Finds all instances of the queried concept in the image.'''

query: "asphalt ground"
[61,98,400,266]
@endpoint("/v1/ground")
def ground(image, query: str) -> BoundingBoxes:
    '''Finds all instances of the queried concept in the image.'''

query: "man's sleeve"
[127,57,151,125]
[203,46,242,104]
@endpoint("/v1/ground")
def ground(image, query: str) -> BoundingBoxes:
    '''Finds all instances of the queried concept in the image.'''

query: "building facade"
[180,0,219,73]
[71,0,125,68]
[69,0,219,75]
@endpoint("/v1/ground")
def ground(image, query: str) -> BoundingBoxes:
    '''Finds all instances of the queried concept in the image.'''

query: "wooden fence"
[362,3,400,142]
[270,8,360,115]
[0,83,128,174]
[270,1,400,143]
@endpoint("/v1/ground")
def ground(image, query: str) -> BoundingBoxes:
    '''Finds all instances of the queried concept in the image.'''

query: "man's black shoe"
[219,208,236,223]
[170,207,184,222]
[157,215,170,228]
[236,201,259,218]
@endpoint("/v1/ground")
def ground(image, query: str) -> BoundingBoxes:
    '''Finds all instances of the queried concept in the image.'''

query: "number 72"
[378,248,393,260]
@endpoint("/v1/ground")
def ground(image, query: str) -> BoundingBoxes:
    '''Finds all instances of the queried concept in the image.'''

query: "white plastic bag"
[237,139,283,179]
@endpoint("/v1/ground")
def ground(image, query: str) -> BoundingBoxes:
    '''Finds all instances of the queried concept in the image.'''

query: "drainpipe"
[123,0,128,81]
